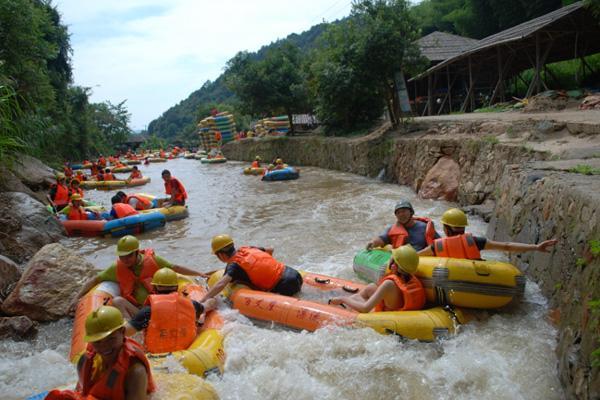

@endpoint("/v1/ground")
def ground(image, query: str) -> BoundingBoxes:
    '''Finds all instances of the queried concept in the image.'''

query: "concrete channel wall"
[223,125,600,399]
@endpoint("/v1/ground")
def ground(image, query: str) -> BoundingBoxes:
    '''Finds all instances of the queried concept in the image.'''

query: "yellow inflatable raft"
[243,167,264,175]
[79,177,151,190]
[141,204,189,221]
[353,249,525,309]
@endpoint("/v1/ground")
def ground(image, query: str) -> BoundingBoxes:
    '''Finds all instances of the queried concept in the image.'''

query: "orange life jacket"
[90,165,99,176]
[215,132,222,141]
[68,206,88,221]
[374,274,426,312]
[112,203,139,219]
[387,217,436,249]
[164,177,187,203]
[64,167,73,177]
[144,292,196,353]
[251,161,260,168]
[98,157,106,167]
[74,174,85,182]
[433,233,482,260]
[116,249,160,306]
[52,183,70,206]
[229,247,285,291]
[125,194,152,210]
[76,337,155,400]
[129,170,142,179]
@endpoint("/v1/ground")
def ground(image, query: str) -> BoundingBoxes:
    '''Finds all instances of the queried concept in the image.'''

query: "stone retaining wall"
[488,162,600,400]
[224,128,599,399]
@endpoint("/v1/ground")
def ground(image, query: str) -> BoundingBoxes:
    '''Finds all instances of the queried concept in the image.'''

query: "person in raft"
[128,165,142,180]
[125,268,217,353]
[366,200,440,252]
[45,306,155,400]
[161,169,187,206]
[200,234,303,301]
[418,208,558,259]
[110,194,139,220]
[274,158,285,170]
[66,193,100,221]
[70,236,208,318]
[330,245,425,312]
[116,191,156,211]
[251,156,262,168]
[69,178,84,198]
[47,172,70,211]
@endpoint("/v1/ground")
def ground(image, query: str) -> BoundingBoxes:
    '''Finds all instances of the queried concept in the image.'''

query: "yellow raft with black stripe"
[353,249,524,309]
[141,204,189,221]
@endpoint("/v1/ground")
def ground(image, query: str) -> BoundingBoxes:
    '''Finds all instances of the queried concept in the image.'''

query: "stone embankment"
[0,156,68,338]
[224,115,600,399]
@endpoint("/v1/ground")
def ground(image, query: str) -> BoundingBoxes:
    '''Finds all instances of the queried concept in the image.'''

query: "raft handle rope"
[314,277,330,284]
[443,305,460,326]
[342,285,359,293]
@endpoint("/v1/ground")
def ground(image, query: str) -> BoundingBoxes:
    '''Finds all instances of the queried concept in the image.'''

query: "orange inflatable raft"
[208,270,470,341]
[71,276,225,378]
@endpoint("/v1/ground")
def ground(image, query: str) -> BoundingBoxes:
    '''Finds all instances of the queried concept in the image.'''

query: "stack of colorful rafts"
[254,115,290,136]
[197,112,237,151]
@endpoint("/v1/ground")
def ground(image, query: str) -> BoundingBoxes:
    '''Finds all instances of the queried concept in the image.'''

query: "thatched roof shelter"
[410,1,600,115]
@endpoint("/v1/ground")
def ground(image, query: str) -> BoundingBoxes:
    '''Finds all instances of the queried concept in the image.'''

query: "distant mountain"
[147,22,332,141]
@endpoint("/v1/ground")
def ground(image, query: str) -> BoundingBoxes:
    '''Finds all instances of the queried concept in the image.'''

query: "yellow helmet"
[440,208,468,228]
[211,234,234,254]
[255,156,261,161]
[84,306,125,342]
[275,158,283,164]
[70,193,82,201]
[116,235,140,256]
[151,268,178,287]
[56,172,65,180]
[388,245,419,275]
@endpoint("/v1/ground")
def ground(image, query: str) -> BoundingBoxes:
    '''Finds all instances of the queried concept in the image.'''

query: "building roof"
[411,1,597,81]
[415,31,479,62]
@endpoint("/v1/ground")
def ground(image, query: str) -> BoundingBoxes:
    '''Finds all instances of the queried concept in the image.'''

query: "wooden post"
[427,74,433,116]
[535,32,541,94]
[469,56,474,111]
[447,66,452,113]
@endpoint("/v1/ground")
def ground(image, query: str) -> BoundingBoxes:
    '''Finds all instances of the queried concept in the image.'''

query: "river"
[0,158,563,399]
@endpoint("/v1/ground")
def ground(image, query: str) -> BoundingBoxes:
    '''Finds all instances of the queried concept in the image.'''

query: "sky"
[54,0,357,131]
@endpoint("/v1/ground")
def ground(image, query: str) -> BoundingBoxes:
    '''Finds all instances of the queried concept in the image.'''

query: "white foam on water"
[1,161,563,398]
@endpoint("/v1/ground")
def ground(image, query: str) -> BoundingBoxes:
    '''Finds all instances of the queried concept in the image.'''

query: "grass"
[568,164,600,175]
[482,135,500,145]
[512,53,600,95]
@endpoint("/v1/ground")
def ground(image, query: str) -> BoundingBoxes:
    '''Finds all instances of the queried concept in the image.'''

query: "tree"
[308,20,384,132]
[225,41,310,132]
[351,0,426,125]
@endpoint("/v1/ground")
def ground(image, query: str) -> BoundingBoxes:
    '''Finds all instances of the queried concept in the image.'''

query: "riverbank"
[223,110,600,399]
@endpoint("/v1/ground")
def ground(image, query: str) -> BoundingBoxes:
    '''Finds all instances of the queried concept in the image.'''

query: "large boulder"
[418,156,460,201]
[0,254,21,305]
[0,316,38,339]
[1,243,97,321]
[10,155,56,191]
[0,192,65,264]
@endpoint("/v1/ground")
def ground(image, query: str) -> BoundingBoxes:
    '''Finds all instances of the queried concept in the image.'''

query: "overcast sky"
[54,0,357,130]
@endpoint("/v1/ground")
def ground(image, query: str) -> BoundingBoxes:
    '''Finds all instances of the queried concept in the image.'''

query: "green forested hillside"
[146,0,576,141]
[146,23,330,142]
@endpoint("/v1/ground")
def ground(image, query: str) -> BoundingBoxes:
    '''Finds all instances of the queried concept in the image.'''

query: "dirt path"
[415,109,600,124]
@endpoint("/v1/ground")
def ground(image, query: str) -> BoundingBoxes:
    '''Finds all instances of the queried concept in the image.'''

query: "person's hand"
[366,242,374,251]
[537,239,558,252]
[329,297,343,306]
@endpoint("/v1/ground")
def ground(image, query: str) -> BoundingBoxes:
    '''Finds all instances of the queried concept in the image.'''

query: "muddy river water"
[0,158,563,399]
